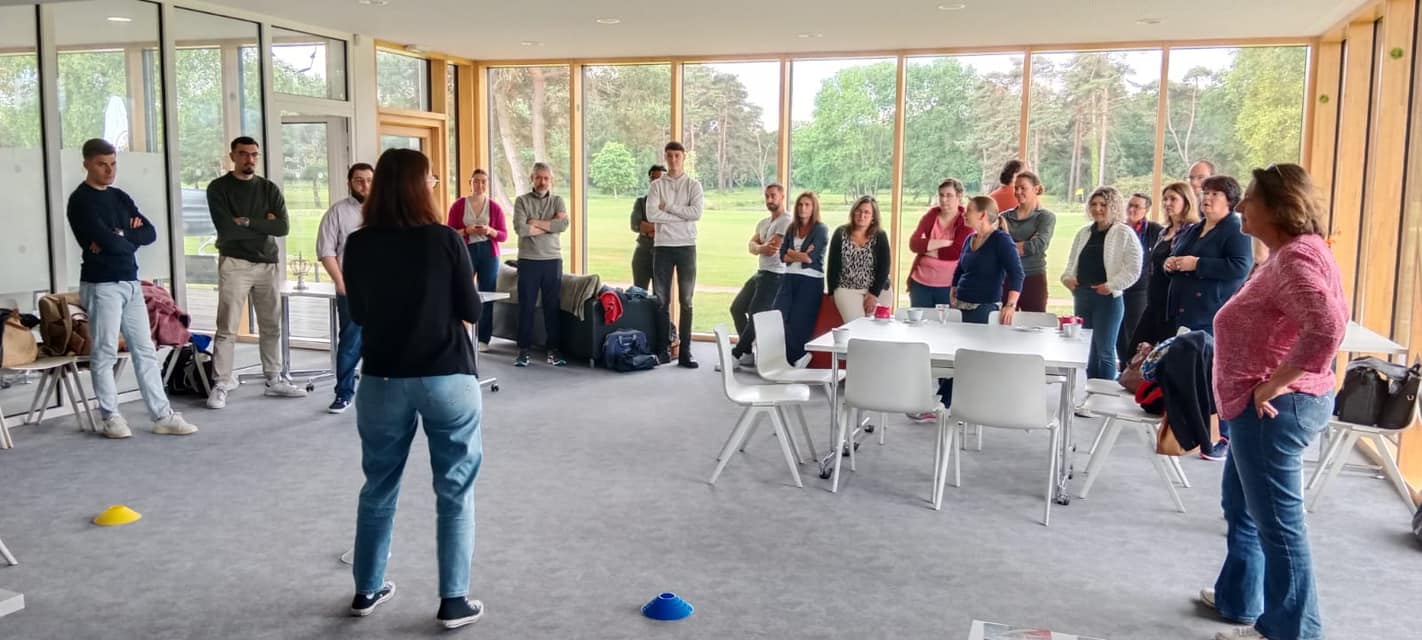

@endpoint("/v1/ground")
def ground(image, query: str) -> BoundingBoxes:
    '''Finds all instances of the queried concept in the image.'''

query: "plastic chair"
[941,348,1061,525]
[987,310,1059,328]
[708,325,812,488]
[1075,394,1189,513]
[1306,417,1417,514]
[0,535,14,565]
[833,338,947,505]
[1,355,96,435]
[752,310,845,395]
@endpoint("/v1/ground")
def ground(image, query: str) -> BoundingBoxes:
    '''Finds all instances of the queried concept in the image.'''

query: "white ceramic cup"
[832,327,850,347]
[906,308,925,323]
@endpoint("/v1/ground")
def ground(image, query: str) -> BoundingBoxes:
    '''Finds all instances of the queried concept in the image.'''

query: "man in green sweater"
[205,136,307,409]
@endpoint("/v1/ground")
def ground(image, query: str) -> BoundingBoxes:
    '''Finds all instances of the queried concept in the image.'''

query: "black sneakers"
[547,350,567,367]
[350,581,396,617]
[327,397,351,414]
[437,597,485,629]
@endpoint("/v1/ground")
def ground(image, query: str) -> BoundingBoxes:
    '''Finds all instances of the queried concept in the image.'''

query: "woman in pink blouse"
[446,169,509,352]
[1202,164,1346,640]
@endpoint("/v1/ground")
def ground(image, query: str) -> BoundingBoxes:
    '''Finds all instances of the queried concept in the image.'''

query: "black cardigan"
[826,226,891,295]
[1125,220,1164,294]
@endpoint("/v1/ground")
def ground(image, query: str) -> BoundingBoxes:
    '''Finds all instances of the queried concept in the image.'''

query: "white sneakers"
[206,385,229,410]
[1199,589,1217,610]
[1214,627,1264,639]
[153,413,198,435]
[264,378,308,398]
[478,342,491,353]
[101,414,132,439]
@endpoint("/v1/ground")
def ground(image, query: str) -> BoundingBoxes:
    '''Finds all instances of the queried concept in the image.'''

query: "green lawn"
[183,183,1088,331]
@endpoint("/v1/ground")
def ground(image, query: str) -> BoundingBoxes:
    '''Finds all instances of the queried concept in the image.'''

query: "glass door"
[280,115,348,345]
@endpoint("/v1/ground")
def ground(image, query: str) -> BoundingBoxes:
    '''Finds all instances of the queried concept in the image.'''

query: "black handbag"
[1335,357,1420,428]
[1378,361,1421,429]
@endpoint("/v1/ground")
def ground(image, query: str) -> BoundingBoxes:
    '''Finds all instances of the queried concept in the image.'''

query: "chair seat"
[759,364,845,386]
[948,402,1059,430]
[727,382,812,406]
[1085,378,1131,397]
[3,356,77,372]
[1083,394,1154,421]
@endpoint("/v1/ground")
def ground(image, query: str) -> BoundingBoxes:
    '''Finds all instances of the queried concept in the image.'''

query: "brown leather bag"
[1156,412,1221,456]
[37,292,92,357]
[1,309,38,367]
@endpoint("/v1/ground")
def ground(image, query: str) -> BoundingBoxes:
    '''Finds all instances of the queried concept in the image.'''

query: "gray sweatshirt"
[645,172,704,247]
[512,190,569,260]
[1002,206,1056,275]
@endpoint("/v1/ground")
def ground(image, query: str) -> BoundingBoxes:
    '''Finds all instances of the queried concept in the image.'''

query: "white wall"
[59,149,173,284]
[350,33,379,168]
[0,147,51,312]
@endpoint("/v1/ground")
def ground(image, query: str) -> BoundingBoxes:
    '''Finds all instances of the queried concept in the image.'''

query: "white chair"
[988,310,1059,328]
[939,348,1061,525]
[832,338,948,504]
[1306,418,1417,513]
[751,310,843,447]
[1075,394,1189,513]
[0,535,15,566]
[708,325,812,488]
[1,355,97,435]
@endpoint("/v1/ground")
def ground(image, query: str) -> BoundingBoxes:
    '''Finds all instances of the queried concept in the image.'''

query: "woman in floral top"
[826,195,891,322]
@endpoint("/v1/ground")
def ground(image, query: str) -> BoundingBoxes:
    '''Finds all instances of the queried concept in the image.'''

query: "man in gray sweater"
[511,162,570,367]
[646,141,704,368]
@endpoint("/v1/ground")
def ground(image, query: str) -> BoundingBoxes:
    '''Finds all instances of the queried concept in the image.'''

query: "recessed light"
[937,3,966,9]
[796,32,824,39]
[357,0,388,5]
[520,40,543,47]
[106,16,132,23]
[595,17,621,24]
[1136,17,1161,25]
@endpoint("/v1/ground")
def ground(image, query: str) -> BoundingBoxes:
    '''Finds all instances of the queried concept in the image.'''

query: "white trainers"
[1214,627,1264,639]
[153,413,198,435]
[206,386,228,410]
[736,353,756,368]
[1199,588,1217,610]
[478,342,491,353]
[101,414,132,439]
[793,353,812,369]
[264,378,308,398]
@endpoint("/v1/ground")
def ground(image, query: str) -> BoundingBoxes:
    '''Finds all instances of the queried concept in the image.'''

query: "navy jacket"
[66,183,157,283]
[952,229,1025,305]
[779,221,829,280]
[1166,213,1253,332]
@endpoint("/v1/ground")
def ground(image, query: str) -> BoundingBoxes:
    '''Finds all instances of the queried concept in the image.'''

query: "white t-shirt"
[755,212,793,273]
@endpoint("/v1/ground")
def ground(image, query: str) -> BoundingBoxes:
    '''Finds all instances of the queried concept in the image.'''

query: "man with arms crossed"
[511,162,570,367]
[646,141,705,369]
[205,136,307,409]
[316,163,373,414]
[67,138,198,438]
[728,183,790,367]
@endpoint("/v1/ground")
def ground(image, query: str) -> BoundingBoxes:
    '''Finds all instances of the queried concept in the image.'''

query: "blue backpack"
[602,329,657,372]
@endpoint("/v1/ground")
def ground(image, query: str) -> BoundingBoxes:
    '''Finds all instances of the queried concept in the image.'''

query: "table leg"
[280,295,292,380]
[328,298,338,375]
[817,353,842,482]
[1055,368,1076,505]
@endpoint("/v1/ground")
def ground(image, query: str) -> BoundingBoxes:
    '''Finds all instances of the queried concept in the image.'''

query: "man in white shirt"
[728,184,790,366]
[315,162,372,414]
[646,141,704,369]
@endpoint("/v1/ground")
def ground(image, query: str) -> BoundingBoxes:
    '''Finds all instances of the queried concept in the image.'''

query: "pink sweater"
[1212,233,1347,420]
[446,197,509,256]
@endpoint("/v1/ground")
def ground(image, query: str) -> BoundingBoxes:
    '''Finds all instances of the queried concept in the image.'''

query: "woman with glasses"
[906,179,972,309]
[827,195,891,322]
[447,168,508,352]
[773,191,829,366]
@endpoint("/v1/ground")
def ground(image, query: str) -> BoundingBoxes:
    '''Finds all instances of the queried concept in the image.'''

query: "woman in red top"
[1203,164,1346,640]
[446,169,509,351]
[906,178,972,308]
[987,159,1022,214]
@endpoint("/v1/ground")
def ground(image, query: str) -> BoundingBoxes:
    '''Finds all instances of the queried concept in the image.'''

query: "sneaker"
[350,581,396,617]
[101,414,132,439]
[1199,588,1217,610]
[265,378,308,398]
[514,351,530,367]
[1201,438,1229,461]
[328,398,351,414]
[152,413,198,436]
[1214,627,1264,640]
[478,342,491,353]
[793,353,812,369]
[678,357,699,369]
[206,386,228,410]
[737,353,756,368]
[905,412,937,423]
[437,597,484,629]
[1074,405,1097,419]
[547,350,568,367]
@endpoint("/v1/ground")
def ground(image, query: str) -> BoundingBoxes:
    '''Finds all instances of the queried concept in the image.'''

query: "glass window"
[487,66,571,255]
[376,49,429,110]
[1028,49,1161,313]
[173,8,263,328]
[583,63,670,285]
[380,134,422,151]
[447,64,459,202]
[54,0,171,285]
[1164,46,1308,181]
[271,27,347,101]
[900,54,1024,307]
[0,5,48,312]
[791,57,897,204]
[680,61,781,331]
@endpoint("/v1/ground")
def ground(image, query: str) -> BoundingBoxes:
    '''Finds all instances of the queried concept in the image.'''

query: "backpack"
[163,343,215,396]
[1336,357,1421,428]
[37,292,92,357]
[1,309,38,368]
[602,329,657,372]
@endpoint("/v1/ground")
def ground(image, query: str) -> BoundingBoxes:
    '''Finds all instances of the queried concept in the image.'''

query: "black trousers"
[516,258,562,351]
[730,270,783,357]
[631,242,653,291]
[653,245,696,361]
[1118,288,1149,368]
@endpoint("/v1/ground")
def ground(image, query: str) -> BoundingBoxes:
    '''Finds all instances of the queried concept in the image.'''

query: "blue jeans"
[1213,392,1332,640]
[334,295,362,402]
[773,274,823,365]
[79,281,171,420]
[354,374,484,598]
[468,241,500,345]
[908,279,954,308]
[1073,289,1125,380]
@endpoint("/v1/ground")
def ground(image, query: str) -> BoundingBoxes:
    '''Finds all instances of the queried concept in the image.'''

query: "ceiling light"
[520,40,543,47]
[796,32,824,39]
[1136,17,1161,25]
[357,0,389,5]
[106,16,132,23]
[937,3,966,9]
[596,18,621,24]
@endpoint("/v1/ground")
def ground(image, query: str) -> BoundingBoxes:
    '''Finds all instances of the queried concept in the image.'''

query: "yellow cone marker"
[92,505,141,526]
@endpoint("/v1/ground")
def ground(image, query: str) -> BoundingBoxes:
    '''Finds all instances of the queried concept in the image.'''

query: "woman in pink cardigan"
[906,178,972,308]
[446,169,508,351]
[1201,164,1346,640]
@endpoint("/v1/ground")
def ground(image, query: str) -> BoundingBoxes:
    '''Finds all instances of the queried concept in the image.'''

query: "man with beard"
[317,163,374,413]
[728,183,790,367]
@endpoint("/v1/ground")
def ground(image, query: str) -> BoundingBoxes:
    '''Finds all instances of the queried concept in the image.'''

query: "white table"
[239,281,338,390]
[474,291,510,391]
[805,317,1092,503]
[1341,321,1408,358]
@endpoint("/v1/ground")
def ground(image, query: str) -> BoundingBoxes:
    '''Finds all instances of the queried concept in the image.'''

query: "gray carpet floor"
[1,341,1418,640]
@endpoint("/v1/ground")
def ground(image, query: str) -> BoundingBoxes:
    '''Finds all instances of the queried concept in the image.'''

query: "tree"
[589,141,638,196]
[792,61,897,203]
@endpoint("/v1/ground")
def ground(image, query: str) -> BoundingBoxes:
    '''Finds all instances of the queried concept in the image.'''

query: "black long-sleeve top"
[66,183,157,283]
[343,223,482,378]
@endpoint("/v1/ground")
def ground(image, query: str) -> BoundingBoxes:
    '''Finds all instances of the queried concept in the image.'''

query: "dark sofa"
[490,266,668,367]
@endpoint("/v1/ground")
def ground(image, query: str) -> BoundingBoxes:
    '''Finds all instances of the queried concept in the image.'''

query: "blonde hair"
[1161,181,1201,227]
[1087,186,1127,226]
[967,195,999,224]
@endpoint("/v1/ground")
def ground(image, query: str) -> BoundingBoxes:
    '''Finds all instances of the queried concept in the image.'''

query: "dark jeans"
[516,258,562,351]
[1214,393,1332,640]
[908,279,954,308]
[1073,288,1125,380]
[772,274,822,365]
[468,241,500,345]
[631,242,653,291]
[335,294,363,402]
[1007,273,1049,312]
[730,270,783,357]
[1118,288,1148,368]
[938,302,994,406]
[653,245,697,361]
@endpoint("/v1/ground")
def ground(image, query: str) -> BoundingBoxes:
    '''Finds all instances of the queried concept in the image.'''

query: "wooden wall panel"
[1330,22,1377,310]
[1309,42,1344,229]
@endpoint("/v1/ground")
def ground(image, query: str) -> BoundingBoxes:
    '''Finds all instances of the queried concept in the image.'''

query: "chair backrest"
[714,324,749,400]
[950,348,1050,429]
[844,338,937,414]
[987,310,1058,328]
[896,307,962,323]
[752,309,793,374]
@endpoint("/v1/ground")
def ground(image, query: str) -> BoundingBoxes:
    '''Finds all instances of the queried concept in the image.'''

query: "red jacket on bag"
[142,281,191,347]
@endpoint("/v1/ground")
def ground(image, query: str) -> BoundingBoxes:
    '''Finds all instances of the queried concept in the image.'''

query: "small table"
[805,318,1092,503]
[239,281,338,390]
[1341,321,1408,359]
[475,291,510,391]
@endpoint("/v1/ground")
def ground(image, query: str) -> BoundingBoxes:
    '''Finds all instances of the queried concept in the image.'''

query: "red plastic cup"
[874,305,891,319]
